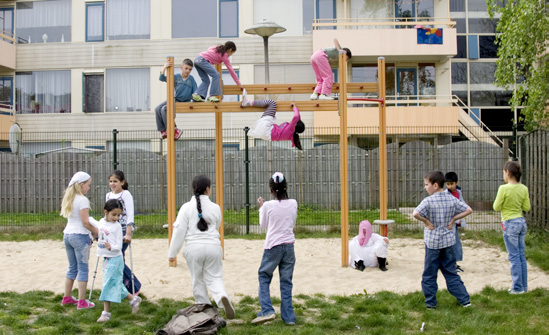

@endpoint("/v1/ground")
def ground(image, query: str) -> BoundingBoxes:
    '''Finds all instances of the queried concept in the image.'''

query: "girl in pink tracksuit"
[310,39,352,100]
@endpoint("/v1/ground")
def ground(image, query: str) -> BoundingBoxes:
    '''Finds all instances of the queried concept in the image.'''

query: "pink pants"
[310,49,333,95]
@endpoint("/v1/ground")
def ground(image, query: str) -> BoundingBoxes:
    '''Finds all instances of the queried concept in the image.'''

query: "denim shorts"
[64,233,91,281]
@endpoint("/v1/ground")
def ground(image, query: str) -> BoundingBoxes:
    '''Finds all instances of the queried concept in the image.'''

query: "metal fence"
[519,130,549,230]
[0,127,520,232]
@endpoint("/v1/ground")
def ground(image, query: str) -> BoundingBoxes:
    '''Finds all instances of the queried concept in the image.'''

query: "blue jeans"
[257,243,296,324]
[194,56,221,97]
[422,246,470,307]
[64,233,91,282]
[453,226,463,262]
[502,217,528,292]
[121,226,141,294]
[154,100,177,132]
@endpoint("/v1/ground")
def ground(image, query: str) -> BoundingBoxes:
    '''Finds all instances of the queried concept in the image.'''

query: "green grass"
[0,288,547,334]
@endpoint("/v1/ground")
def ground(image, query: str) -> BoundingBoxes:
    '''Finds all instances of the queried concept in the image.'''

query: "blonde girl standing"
[105,170,142,295]
[493,161,531,294]
[96,199,142,323]
[60,171,98,309]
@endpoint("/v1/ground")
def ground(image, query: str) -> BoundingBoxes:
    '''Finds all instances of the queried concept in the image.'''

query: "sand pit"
[2,238,548,302]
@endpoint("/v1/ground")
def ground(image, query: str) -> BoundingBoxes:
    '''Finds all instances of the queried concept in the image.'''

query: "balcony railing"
[0,29,15,44]
[313,17,456,30]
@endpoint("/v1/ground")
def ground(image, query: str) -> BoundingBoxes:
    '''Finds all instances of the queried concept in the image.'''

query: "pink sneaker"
[61,296,78,306]
[160,130,167,139]
[174,128,183,140]
[77,299,95,310]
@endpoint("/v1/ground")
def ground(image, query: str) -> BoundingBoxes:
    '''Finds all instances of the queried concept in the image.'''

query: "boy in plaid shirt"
[413,171,473,309]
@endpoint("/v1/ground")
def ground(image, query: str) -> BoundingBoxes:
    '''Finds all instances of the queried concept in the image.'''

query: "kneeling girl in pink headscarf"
[349,220,389,271]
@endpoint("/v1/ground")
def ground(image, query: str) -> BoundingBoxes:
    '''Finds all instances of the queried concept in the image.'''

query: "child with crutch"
[241,91,306,150]
[105,170,141,295]
[60,171,98,309]
[94,199,142,323]
[192,41,242,102]
[168,175,235,319]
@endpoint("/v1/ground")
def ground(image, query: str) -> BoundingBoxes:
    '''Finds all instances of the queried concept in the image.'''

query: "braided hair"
[269,172,288,201]
[192,175,211,232]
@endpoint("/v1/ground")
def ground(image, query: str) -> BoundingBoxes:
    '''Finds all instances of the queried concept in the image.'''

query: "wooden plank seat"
[175,100,340,113]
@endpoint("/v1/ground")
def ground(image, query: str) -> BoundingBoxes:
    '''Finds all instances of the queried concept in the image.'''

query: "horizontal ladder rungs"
[222,83,378,95]
[175,101,340,113]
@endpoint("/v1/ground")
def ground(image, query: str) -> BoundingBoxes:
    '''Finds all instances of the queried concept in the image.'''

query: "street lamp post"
[244,19,286,86]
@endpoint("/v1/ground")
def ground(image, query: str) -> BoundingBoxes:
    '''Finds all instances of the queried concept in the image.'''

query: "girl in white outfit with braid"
[168,175,235,319]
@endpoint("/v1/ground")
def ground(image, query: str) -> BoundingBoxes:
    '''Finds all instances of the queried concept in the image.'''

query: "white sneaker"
[220,296,235,319]
[318,94,334,100]
[310,92,319,100]
[130,296,142,314]
[97,311,111,323]
[252,313,276,324]
[241,89,251,107]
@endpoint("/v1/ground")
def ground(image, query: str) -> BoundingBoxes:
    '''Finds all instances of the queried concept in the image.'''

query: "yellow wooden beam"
[166,56,177,267]
[222,82,378,95]
[339,53,349,267]
[175,100,340,113]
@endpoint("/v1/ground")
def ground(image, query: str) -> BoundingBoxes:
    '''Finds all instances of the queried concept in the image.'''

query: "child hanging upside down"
[241,90,305,150]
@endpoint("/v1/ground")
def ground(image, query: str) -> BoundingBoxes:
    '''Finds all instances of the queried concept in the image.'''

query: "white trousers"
[184,243,229,306]
[349,234,389,268]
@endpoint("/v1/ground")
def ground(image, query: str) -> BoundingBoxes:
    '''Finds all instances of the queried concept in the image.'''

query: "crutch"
[129,242,135,295]
[89,255,100,300]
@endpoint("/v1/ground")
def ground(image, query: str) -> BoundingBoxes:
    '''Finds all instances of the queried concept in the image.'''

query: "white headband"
[68,171,91,187]
[272,172,284,183]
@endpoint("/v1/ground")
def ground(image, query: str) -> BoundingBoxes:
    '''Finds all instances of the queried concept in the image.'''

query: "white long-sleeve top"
[168,195,222,259]
[95,218,123,258]
[105,190,135,227]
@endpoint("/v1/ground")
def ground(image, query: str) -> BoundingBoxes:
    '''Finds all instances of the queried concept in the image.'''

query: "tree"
[488,0,548,131]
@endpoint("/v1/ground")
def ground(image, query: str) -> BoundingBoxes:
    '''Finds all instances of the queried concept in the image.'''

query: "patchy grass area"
[0,288,547,335]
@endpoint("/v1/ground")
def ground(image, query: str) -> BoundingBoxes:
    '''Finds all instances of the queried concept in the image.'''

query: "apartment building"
[0,0,512,153]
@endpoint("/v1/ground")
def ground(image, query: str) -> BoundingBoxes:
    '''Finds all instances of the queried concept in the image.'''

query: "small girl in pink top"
[192,41,242,103]
[241,90,305,150]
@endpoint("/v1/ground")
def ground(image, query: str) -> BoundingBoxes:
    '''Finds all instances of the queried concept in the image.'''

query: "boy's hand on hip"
[424,220,435,230]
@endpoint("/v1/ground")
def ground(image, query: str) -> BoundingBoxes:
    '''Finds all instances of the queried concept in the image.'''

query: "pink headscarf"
[358,220,373,247]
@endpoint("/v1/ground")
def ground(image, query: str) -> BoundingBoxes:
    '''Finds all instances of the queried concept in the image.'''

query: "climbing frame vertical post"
[166,56,177,267]
[214,64,225,254]
[339,52,349,267]
[377,57,388,236]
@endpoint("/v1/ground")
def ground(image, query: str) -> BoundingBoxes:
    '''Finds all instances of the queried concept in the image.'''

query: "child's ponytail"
[269,172,289,201]
[293,120,305,150]
[216,41,237,56]
[192,175,212,232]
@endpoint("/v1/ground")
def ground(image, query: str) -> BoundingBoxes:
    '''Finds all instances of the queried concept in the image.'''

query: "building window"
[16,0,71,44]
[0,8,14,43]
[469,18,497,34]
[479,35,497,58]
[467,0,487,12]
[105,68,149,112]
[317,0,336,29]
[15,71,71,114]
[220,0,238,38]
[86,3,104,42]
[351,64,395,96]
[106,0,150,40]
[456,35,467,58]
[450,0,465,12]
[303,0,314,34]
[470,62,496,84]
[418,64,435,96]
[83,74,104,113]
[0,77,13,109]
[451,63,467,84]
[173,0,237,38]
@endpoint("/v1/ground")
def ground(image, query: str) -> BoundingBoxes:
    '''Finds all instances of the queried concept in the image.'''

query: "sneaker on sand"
[318,94,334,100]
[310,92,319,100]
[174,128,183,140]
[77,299,95,310]
[207,96,220,102]
[241,89,251,107]
[130,296,142,314]
[160,130,167,139]
[192,94,205,102]
[97,311,111,323]
[61,296,78,306]
[220,296,235,319]
[252,313,276,325]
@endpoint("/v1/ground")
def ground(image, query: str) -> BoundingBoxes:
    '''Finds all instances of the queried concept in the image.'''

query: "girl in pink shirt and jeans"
[192,41,242,103]
[252,172,297,325]
[241,91,305,150]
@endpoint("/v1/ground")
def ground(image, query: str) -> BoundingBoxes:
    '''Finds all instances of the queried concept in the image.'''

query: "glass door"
[396,68,417,105]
